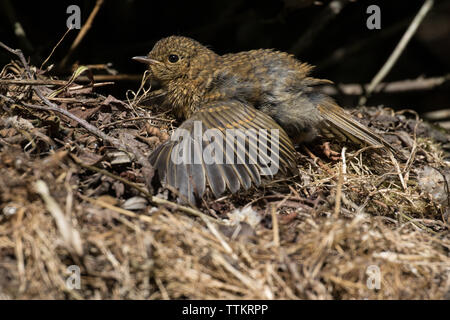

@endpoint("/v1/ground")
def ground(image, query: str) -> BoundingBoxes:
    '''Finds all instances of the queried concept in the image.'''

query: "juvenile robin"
[133,36,397,204]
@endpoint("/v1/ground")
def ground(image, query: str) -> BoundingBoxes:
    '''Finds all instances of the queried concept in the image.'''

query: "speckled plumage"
[135,36,396,203]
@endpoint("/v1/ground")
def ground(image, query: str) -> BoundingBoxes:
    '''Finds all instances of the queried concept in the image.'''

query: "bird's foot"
[320,142,341,161]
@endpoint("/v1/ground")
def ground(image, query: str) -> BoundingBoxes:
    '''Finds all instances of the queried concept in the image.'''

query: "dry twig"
[360,0,435,105]
[59,0,105,69]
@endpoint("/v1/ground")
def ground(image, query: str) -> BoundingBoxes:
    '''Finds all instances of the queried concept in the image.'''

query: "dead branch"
[321,74,450,96]
[59,0,105,69]
[360,0,435,105]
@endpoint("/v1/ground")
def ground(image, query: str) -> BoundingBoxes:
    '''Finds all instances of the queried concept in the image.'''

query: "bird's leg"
[320,141,341,161]
[302,146,334,175]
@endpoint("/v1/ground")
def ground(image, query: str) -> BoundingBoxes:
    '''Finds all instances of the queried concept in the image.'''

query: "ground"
[0,56,449,300]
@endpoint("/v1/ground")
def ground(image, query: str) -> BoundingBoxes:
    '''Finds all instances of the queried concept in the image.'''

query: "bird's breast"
[165,81,204,120]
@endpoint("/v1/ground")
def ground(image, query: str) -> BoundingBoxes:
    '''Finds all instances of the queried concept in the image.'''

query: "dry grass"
[0,58,449,300]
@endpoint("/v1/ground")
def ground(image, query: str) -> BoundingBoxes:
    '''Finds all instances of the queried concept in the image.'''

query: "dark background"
[1,0,449,115]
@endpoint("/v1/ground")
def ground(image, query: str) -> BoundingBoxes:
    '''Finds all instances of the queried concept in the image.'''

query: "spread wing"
[149,100,297,204]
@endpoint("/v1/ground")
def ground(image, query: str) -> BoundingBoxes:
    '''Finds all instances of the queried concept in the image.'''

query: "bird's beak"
[132,56,161,65]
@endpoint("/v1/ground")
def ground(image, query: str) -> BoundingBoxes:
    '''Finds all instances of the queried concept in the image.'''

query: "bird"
[133,36,398,204]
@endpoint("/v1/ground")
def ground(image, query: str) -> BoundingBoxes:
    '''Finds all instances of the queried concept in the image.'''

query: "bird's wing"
[317,98,400,156]
[149,100,297,204]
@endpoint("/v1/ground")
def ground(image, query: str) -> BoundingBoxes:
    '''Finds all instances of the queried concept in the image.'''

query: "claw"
[321,142,341,161]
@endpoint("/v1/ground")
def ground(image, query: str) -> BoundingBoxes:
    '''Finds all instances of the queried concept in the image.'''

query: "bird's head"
[133,36,216,84]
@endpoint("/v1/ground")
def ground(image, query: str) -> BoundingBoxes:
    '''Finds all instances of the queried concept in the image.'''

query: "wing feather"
[148,100,297,203]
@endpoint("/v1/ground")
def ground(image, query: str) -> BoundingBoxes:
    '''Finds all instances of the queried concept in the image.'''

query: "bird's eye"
[168,54,179,63]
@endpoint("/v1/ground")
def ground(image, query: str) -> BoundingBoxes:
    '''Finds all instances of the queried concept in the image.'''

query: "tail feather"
[317,99,400,157]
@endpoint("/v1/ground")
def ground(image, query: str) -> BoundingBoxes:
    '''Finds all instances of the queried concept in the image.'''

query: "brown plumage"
[134,36,397,204]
